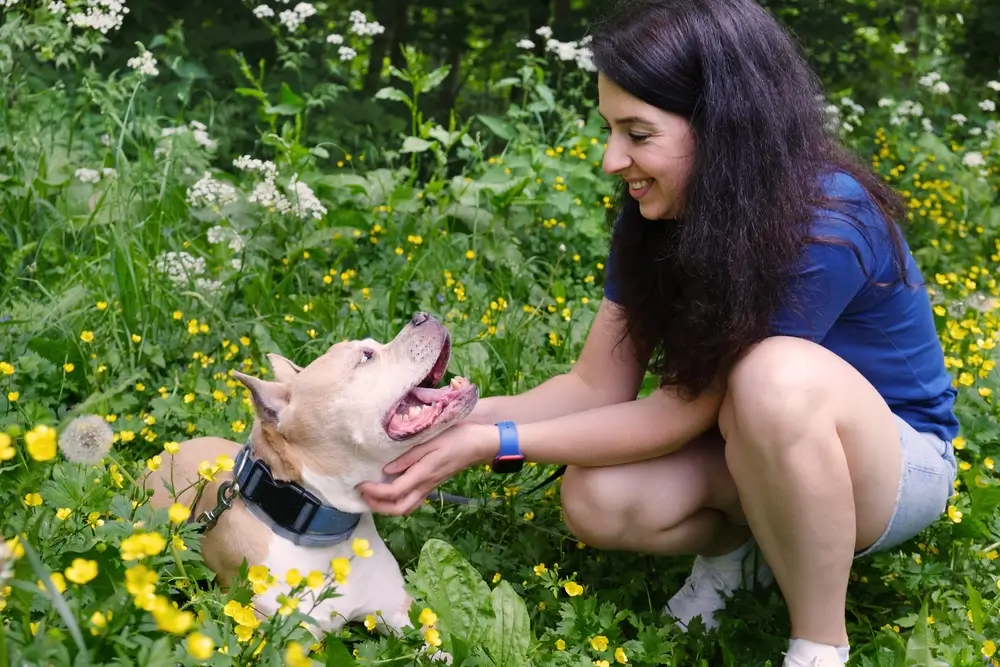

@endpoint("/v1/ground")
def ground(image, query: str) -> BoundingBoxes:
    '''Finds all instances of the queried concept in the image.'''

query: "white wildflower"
[575,45,595,71]
[535,25,553,39]
[287,175,326,220]
[58,415,113,465]
[921,117,933,133]
[931,81,950,95]
[234,155,279,181]
[186,172,238,209]
[918,72,941,88]
[48,1,66,13]
[951,113,967,125]
[2,0,19,7]
[878,97,894,108]
[516,39,535,49]
[970,127,983,136]
[988,80,1000,92]
[252,4,273,18]
[127,47,158,77]
[278,9,301,30]
[74,168,101,183]
[154,251,206,286]
[897,100,923,117]
[980,100,996,112]
[962,151,986,168]
[293,2,315,19]
[348,10,384,36]
[546,38,579,61]
[66,0,129,34]
[249,180,291,213]
[195,278,223,295]
[892,41,908,54]
[0,540,14,591]
[326,33,343,44]
[339,46,357,61]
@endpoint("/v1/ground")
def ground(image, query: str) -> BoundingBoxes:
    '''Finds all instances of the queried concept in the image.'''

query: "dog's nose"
[410,312,430,327]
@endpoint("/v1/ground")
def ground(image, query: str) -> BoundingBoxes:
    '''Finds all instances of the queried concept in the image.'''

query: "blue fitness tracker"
[491,421,525,473]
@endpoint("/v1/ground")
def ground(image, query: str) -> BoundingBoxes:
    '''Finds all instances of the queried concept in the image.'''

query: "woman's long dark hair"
[590,0,910,400]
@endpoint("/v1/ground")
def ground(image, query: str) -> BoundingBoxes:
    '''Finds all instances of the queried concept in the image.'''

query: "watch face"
[492,455,524,473]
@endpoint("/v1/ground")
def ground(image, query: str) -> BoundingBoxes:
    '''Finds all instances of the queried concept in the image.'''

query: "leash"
[187,459,568,533]
[426,464,567,506]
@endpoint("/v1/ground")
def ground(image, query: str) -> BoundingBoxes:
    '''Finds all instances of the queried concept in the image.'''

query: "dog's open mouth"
[384,338,478,440]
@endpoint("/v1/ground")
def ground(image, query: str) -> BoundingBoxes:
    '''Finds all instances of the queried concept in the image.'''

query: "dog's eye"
[359,349,375,364]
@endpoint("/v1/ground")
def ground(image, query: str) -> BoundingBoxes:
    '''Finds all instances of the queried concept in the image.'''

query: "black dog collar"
[232,443,361,547]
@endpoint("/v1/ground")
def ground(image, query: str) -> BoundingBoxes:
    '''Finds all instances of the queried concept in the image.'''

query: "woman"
[358,1,960,665]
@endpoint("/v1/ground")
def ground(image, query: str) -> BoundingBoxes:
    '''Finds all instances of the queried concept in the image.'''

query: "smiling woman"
[357,2,959,666]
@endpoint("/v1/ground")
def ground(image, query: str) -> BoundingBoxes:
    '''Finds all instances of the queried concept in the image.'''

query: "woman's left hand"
[357,422,498,515]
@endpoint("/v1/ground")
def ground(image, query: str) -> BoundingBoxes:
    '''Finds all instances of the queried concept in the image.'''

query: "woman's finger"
[383,440,436,475]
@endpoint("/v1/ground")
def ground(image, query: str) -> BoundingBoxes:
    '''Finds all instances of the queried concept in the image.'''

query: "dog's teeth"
[408,406,422,418]
[450,377,462,389]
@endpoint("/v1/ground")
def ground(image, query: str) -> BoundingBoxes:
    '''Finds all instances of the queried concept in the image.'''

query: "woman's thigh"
[720,335,955,554]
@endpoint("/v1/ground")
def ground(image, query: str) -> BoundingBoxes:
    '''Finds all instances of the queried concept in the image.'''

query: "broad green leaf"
[482,581,531,667]
[401,136,434,153]
[407,538,494,666]
[903,600,948,667]
[476,115,515,140]
[375,86,413,108]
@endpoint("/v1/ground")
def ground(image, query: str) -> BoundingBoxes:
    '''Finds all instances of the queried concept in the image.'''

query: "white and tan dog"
[143,312,477,637]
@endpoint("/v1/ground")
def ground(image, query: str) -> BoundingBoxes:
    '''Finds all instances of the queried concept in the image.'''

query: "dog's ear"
[232,371,290,425]
[266,353,303,385]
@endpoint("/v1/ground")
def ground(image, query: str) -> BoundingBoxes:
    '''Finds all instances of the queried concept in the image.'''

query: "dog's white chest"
[254,515,410,634]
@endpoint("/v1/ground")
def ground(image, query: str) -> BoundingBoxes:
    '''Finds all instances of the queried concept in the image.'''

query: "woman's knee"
[560,465,632,548]
[719,336,835,448]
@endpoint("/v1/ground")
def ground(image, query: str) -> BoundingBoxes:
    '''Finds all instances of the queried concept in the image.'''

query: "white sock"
[786,638,849,664]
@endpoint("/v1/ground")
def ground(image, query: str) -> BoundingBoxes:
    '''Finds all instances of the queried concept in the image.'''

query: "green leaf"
[420,65,451,93]
[279,81,305,112]
[965,577,984,634]
[482,581,531,667]
[407,538,494,666]
[19,538,88,658]
[903,599,947,666]
[374,86,413,108]
[324,637,355,667]
[401,137,434,153]
[476,115,515,141]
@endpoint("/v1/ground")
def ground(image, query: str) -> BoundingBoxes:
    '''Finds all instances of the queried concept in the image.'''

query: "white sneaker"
[782,638,848,666]
[662,537,774,631]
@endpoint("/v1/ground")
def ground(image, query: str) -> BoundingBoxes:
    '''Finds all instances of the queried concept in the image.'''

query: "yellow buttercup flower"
[331,557,351,584]
[285,642,311,667]
[65,558,98,584]
[352,537,374,558]
[120,531,167,561]
[25,424,57,461]
[419,608,438,627]
[564,581,584,597]
[185,632,214,660]
[0,433,13,461]
[168,503,191,524]
[615,646,628,663]
[364,614,377,631]
[591,635,609,652]
[23,493,42,507]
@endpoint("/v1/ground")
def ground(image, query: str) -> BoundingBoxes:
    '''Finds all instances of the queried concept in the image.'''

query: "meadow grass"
[2,5,1000,666]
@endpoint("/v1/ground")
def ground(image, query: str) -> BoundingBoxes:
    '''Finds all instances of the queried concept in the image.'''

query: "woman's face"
[598,74,696,220]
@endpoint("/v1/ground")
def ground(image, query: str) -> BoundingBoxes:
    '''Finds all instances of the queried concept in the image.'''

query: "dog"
[143,312,477,643]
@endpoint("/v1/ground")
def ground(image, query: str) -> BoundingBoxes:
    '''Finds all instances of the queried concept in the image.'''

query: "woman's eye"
[629,133,649,142]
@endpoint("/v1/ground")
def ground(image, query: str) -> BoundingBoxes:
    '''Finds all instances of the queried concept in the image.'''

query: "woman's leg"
[560,335,921,661]
[560,427,749,557]
[718,336,905,650]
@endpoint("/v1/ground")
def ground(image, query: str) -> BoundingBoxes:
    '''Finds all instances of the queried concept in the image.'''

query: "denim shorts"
[854,414,958,558]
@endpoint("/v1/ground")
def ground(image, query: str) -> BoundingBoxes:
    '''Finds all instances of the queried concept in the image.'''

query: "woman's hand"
[357,422,499,515]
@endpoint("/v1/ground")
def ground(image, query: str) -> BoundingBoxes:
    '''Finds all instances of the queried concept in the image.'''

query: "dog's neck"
[245,426,388,516]
[299,463,387,515]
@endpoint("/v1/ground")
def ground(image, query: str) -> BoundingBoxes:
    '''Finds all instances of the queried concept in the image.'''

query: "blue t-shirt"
[603,170,959,442]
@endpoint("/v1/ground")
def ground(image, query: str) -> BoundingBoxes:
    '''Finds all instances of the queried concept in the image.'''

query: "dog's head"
[231,312,478,486]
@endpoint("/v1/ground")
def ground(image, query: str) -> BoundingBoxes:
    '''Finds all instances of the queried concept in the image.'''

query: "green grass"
[2,5,1000,667]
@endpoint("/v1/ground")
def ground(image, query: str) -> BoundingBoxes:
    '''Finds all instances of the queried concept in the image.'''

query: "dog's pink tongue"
[411,386,453,403]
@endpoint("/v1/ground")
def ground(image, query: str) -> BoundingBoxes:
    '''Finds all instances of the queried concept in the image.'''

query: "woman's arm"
[471,380,724,468]
[464,298,648,424]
